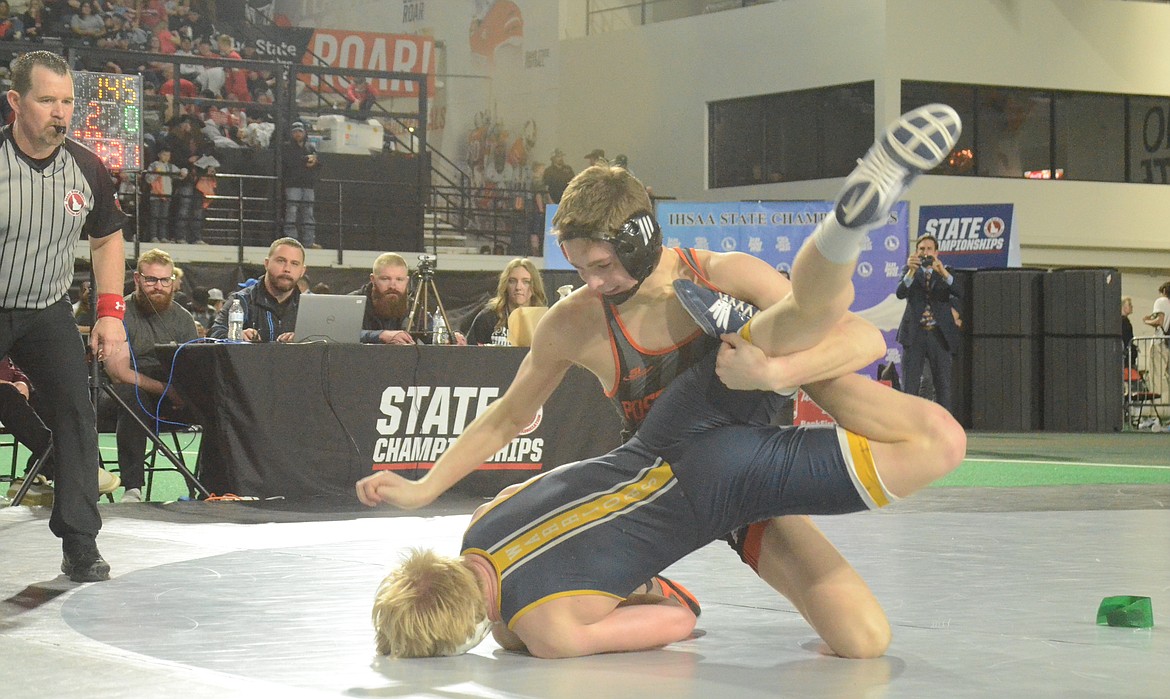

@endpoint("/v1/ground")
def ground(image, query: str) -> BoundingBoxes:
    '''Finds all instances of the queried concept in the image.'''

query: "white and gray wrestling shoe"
[835,103,962,229]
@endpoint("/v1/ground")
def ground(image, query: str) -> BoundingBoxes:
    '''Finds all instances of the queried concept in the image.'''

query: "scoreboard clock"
[68,71,143,171]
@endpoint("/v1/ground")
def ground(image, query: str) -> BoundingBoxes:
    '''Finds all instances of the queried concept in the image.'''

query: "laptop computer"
[293,294,366,343]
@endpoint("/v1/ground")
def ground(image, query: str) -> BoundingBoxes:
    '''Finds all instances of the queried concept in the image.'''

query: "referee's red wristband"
[96,293,125,320]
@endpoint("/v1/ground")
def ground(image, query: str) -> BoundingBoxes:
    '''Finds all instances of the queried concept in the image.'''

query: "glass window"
[709,82,873,188]
[709,97,766,188]
[1053,92,1125,182]
[976,88,1052,178]
[1129,96,1170,184]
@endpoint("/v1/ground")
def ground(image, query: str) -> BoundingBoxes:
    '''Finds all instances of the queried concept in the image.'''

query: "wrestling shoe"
[673,279,759,338]
[61,547,111,583]
[835,103,962,229]
[653,576,702,617]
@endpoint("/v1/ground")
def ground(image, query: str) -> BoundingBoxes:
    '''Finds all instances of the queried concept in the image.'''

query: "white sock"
[811,214,867,265]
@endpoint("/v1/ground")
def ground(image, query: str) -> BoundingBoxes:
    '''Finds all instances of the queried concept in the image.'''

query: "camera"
[919,254,935,267]
[416,253,437,277]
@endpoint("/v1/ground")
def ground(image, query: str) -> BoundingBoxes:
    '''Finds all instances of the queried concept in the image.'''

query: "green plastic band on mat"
[1096,595,1154,628]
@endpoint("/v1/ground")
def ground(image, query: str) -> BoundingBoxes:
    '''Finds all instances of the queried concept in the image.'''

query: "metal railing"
[1125,336,1170,428]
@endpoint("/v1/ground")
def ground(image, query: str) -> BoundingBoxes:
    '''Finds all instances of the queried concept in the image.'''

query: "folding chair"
[1124,367,1162,428]
[8,438,53,507]
[142,424,202,501]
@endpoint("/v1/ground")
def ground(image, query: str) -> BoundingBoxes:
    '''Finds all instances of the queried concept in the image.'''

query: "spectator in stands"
[103,248,198,503]
[17,0,45,42]
[282,120,320,249]
[206,287,224,314]
[584,148,607,167]
[193,37,225,96]
[543,148,573,204]
[517,162,547,256]
[218,34,251,103]
[38,0,68,38]
[119,14,149,51]
[139,0,166,32]
[0,1,25,41]
[208,238,307,342]
[466,258,548,346]
[145,145,185,242]
[174,35,200,80]
[181,4,213,42]
[167,2,192,40]
[70,1,105,45]
[163,115,212,244]
[187,287,215,332]
[192,154,219,232]
[159,62,197,102]
[344,75,377,120]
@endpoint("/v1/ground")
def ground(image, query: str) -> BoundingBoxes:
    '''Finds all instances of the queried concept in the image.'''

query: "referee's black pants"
[0,298,103,553]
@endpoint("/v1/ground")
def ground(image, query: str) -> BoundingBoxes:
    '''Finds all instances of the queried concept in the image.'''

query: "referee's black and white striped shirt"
[0,124,126,310]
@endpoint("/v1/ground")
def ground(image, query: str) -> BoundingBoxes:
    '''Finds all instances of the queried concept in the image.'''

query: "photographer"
[895,234,961,412]
[350,252,466,345]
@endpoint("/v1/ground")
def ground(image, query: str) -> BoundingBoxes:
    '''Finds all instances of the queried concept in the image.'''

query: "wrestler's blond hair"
[552,165,651,244]
[372,548,486,658]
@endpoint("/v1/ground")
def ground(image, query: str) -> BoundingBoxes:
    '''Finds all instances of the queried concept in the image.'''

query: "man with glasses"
[104,249,198,502]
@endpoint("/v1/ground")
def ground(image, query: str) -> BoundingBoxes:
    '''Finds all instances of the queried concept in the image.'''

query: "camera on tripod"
[416,254,437,278]
[406,253,455,343]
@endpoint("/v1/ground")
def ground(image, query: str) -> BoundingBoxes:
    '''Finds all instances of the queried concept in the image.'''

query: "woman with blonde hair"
[467,258,547,346]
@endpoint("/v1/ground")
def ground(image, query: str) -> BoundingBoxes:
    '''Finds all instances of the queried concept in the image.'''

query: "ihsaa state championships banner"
[656,200,910,378]
[656,200,907,315]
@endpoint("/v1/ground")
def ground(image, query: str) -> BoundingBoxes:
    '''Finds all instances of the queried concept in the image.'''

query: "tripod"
[404,255,455,344]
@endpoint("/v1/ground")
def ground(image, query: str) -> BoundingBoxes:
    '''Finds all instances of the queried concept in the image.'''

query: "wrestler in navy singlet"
[462,350,888,628]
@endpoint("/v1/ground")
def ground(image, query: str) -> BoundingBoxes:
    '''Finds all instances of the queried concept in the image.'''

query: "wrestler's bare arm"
[357,304,579,509]
[513,596,696,659]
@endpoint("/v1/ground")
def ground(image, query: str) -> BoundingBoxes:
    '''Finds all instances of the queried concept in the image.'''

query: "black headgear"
[601,212,662,304]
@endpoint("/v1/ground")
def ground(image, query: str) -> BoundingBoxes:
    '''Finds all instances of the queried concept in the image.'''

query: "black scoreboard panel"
[69,71,143,171]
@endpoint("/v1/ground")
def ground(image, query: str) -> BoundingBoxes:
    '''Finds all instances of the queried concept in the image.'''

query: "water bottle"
[432,311,448,345]
[227,298,244,340]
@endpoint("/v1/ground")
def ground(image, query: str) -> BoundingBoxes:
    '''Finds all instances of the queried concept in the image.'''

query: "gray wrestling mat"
[1,488,1167,698]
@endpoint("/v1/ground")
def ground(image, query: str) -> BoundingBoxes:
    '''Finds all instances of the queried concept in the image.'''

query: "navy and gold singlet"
[462,351,891,628]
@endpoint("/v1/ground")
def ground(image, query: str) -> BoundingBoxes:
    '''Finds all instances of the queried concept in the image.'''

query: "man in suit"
[896,234,961,412]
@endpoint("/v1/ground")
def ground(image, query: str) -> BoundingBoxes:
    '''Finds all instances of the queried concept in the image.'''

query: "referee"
[1,51,128,582]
